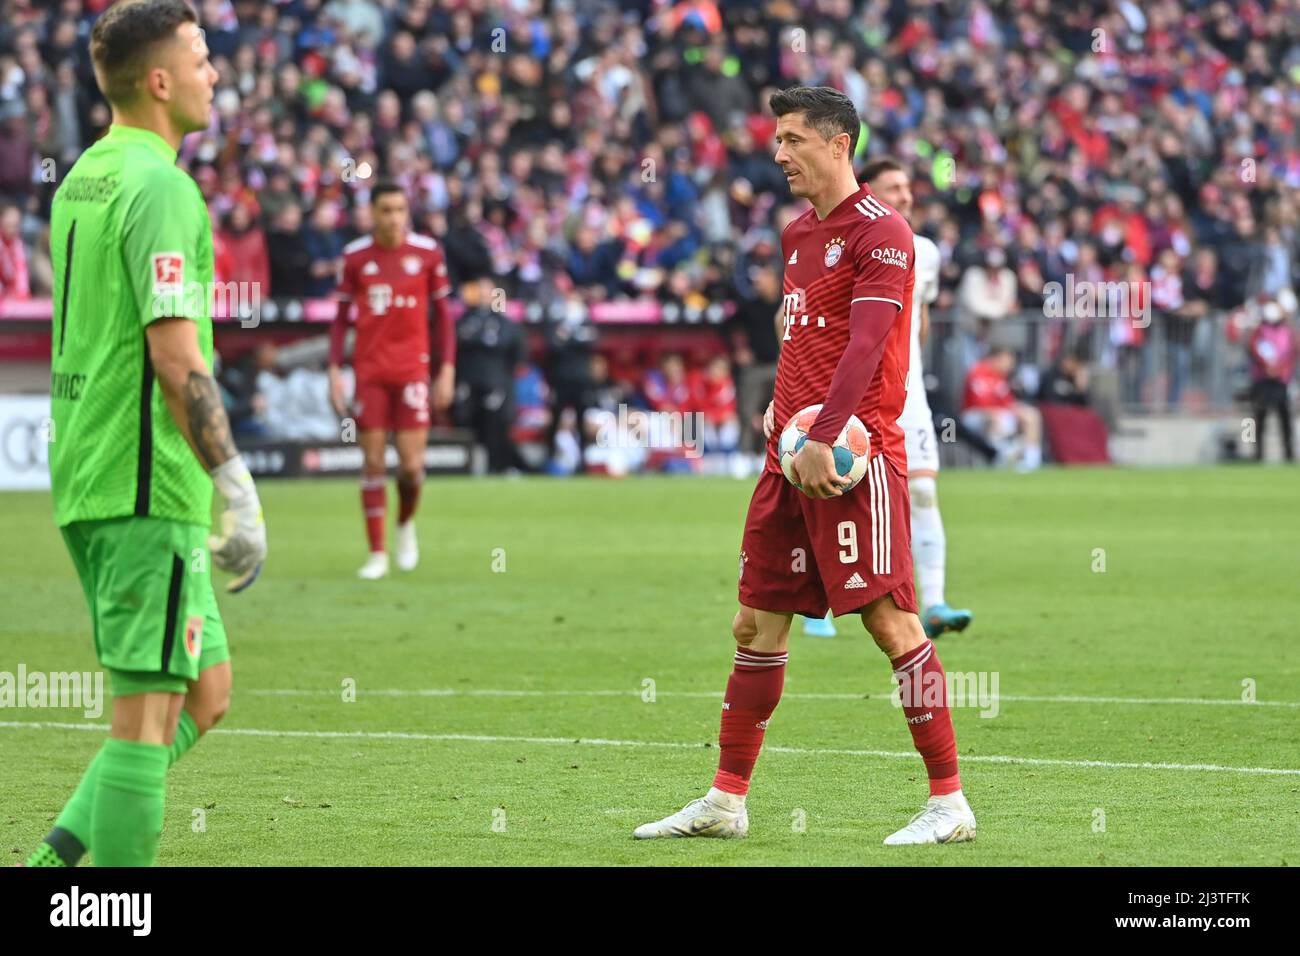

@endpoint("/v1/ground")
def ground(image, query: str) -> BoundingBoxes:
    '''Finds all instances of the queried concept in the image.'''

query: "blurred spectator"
[512,363,552,468]
[643,351,696,471]
[455,276,526,474]
[267,203,311,299]
[218,342,276,437]
[566,224,622,301]
[957,247,1018,367]
[958,248,1018,325]
[215,203,270,292]
[0,100,32,205]
[0,202,29,300]
[1038,351,1090,407]
[1178,247,1228,404]
[303,202,344,299]
[691,353,739,453]
[1113,262,1150,406]
[1150,248,1191,406]
[962,346,1042,472]
[584,353,649,477]
[644,352,692,415]
[1247,300,1296,462]
[1219,214,1259,308]
[728,258,781,457]
[543,302,598,469]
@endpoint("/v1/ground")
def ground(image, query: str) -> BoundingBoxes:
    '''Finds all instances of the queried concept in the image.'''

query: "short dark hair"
[370,181,407,205]
[769,86,859,156]
[90,0,198,105]
[860,156,905,184]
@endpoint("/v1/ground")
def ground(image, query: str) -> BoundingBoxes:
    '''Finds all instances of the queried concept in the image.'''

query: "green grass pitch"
[2,466,1298,866]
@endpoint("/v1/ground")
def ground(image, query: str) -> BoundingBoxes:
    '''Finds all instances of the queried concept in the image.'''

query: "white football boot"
[395,520,419,571]
[883,791,976,845]
[357,552,390,580]
[633,789,748,840]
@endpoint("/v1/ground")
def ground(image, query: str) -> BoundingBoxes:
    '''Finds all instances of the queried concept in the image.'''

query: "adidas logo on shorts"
[844,572,869,590]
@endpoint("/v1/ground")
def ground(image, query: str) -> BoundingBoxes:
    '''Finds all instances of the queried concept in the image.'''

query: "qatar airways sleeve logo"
[870,246,909,269]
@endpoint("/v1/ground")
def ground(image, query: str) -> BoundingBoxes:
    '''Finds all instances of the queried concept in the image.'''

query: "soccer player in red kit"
[328,183,455,579]
[636,87,976,845]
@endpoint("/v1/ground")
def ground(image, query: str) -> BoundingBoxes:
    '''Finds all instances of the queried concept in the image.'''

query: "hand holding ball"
[778,404,871,498]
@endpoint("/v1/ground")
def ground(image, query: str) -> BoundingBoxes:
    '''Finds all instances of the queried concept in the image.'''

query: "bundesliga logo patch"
[151,252,184,295]
[185,615,203,658]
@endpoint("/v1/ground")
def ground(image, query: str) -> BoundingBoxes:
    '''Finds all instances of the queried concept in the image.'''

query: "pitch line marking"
[241,687,1300,709]
[2,720,1297,777]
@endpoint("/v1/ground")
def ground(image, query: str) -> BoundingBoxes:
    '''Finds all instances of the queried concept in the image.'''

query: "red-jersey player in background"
[329,182,455,579]
[636,87,976,845]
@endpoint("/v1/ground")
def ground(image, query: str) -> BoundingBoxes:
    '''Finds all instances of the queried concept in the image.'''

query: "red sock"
[712,647,787,796]
[361,475,386,553]
[397,473,422,525]
[892,639,961,796]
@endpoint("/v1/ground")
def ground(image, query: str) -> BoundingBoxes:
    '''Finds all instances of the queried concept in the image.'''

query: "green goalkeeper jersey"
[49,124,215,528]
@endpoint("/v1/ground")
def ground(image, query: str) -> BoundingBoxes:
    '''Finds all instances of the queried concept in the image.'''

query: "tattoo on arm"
[183,371,238,470]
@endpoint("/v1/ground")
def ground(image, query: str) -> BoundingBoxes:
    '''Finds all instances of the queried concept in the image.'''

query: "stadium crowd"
[0,0,1297,467]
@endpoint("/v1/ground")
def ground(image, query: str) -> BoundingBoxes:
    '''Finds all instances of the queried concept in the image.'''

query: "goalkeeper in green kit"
[26,0,267,867]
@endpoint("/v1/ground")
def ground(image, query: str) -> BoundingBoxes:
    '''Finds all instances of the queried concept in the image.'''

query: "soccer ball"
[778,404,871,492]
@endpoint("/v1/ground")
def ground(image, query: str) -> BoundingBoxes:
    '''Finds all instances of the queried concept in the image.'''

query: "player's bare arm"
[327,297,350,416]
[147,318,235,468]
[183,372,238,469]
[762,303,785,438]
[147,317,266,591]
[433,360,455,411]
[429,275,456,411]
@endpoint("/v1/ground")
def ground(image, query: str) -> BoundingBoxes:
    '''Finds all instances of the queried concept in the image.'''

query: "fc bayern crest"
[402,255,423,275]
[824,238,844,268]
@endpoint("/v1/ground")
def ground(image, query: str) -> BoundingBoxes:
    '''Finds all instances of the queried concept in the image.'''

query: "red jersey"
[770,184,915,475]
[335,233,452,384]
[962,359,1014,410]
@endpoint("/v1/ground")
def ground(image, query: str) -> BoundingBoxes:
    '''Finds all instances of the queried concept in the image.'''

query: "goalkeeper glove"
[208,455,267,593]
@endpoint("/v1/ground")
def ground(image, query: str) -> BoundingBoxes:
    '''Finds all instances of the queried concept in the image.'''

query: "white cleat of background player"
[883,791,976,845]
[395,520,419,571]
[357,551,390,580]
[633,788,748,839]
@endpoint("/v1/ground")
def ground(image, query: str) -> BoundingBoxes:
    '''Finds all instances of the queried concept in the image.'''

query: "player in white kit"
[862,158,972,639]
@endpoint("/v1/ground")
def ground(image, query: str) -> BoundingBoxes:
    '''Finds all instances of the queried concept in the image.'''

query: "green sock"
[91,738,169,867]
[28,747,106,866]
[168,711,199,768]
[26,841,68,867]
[31,713,198,867]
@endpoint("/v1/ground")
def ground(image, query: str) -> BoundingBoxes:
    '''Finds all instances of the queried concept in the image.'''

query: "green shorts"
[61,516,230,696]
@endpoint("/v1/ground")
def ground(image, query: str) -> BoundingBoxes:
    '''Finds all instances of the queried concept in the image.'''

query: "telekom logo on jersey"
[781,288,827,341]
[366,283,422,316]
